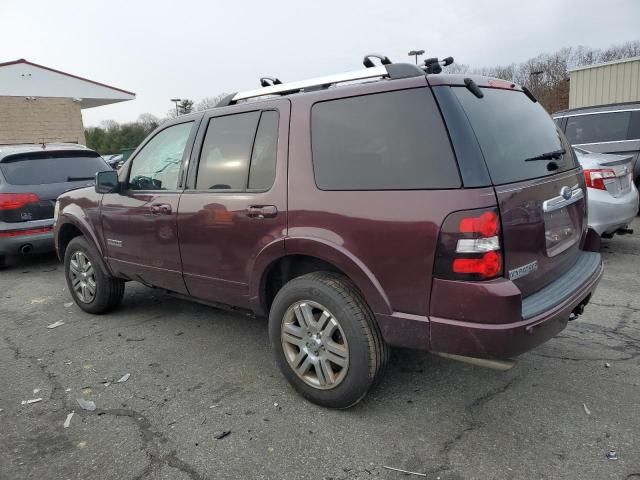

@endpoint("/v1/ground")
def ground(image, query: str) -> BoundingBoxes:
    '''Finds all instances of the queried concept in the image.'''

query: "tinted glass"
[564,111,631,144]
[453,87,577,185]
[0,152,109,185]
[628,111,640,140]
[311,89,460,190]
[129,122,193,190]
[196,112,260,190]
[248,111,279,190]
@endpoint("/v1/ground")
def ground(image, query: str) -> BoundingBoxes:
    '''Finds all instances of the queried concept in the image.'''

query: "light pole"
[170,98,181,117]
[408,49,425,65]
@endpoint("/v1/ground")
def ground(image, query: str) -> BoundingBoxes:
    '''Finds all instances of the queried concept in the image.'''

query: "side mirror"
[95,170,119,194]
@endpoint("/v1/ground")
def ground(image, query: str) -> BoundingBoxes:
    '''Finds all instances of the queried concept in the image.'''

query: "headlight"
[53,200,60,226]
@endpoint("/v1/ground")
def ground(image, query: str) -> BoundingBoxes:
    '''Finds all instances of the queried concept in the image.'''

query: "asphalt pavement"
[1,219,639,480]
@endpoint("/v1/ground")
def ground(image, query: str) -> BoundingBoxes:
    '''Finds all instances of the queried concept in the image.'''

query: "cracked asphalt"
[1,219,639,480]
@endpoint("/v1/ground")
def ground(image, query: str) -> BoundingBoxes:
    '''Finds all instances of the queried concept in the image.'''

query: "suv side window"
[196,110,279,191]
[311,89,460,190]
[565,111,631,144]
[128,122,193,190]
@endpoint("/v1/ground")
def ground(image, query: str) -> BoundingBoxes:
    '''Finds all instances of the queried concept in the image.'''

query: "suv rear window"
[311,89,460,190]
[453,87,577,185]
[0,151,109,185]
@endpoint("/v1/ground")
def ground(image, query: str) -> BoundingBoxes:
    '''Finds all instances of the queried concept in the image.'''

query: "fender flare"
[248,236,392,316]
[57,206,113,276]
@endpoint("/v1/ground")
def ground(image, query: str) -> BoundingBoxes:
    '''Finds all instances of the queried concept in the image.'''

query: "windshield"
[0,151,110,185]
[453,87,577,185]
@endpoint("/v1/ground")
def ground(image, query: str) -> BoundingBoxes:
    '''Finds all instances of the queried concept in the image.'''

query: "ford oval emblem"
[560,186,572,200]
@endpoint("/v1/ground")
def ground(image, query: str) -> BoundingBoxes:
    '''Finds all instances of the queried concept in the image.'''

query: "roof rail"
[217,63,425,107]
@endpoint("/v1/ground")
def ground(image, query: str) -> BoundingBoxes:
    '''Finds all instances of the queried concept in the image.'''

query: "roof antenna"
[363,54,392,68]
[260,77,283,87]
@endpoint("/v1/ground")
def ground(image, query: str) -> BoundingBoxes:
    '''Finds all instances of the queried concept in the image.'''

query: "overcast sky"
[2,0,639,126]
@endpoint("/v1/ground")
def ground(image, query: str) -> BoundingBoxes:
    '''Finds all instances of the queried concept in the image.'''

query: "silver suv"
[553,103,640,187]
[0,143,109,268]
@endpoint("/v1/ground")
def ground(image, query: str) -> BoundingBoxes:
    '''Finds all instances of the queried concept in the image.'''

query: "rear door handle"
[150,203,172,214]
[246,205,278,219]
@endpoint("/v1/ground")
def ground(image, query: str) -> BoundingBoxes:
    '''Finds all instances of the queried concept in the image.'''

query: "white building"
[0,59,135,144]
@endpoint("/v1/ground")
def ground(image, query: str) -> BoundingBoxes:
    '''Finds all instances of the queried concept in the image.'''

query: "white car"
[574,147,639,237]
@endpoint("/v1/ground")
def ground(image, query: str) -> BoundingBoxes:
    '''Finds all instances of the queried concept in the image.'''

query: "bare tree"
[196,93,230,111]
[458,39,640,113]
[100,119,119,131]
[137,113,160,132]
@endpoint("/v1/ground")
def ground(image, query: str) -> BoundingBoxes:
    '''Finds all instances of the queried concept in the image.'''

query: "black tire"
[64,236,124,314]
[268,272,388,408]
[0,255,6,269]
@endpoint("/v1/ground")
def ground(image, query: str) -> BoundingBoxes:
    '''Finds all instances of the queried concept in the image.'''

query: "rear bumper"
[587,186,639,235]
[0,220,55,255]
[377,251,603,359]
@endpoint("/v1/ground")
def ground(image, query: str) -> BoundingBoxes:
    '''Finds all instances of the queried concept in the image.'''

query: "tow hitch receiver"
[570,295,591,320]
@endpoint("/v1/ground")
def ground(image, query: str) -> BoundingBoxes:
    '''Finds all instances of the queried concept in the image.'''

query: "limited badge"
[508,260,538,280]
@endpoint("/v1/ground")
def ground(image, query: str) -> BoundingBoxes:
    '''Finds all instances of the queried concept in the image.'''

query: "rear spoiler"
[0,150,100,163]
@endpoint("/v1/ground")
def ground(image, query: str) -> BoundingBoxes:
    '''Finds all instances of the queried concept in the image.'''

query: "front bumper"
[0,220,55,256]
[588,186,639,235]
[376,252,603,359]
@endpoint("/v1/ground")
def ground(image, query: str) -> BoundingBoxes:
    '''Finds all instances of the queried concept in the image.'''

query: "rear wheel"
[268,272,388,408]
[64,236,124,314]
[0,255,5,269]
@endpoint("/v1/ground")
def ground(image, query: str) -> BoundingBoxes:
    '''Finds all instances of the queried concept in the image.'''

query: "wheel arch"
[56,208,112,276]
[249,237,391,317]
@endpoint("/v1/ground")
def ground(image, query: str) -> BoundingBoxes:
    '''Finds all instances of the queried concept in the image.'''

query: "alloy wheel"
[68,251,97,303]
[280,300,349,390]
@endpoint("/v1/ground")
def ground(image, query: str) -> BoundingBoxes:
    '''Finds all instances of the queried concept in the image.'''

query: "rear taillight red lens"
[434,208,503,281]
[0,193,40,210]
[584,169,615,190]
[459,211,500,237]
[453,251,502,277]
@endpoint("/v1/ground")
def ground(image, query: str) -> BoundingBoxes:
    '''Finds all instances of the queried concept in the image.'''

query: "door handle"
[150,203,172,214]
[246,205,278,219]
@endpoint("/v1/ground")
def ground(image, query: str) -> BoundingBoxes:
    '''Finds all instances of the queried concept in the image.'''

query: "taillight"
[434,208,503,281]
[584,169,615,190]
[0,193,40,210]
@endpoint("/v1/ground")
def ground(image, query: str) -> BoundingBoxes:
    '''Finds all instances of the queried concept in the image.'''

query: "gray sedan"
[575,147,639,237]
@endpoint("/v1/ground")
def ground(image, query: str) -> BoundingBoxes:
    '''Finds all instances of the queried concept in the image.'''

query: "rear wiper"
[67,176,95,181]
[524,149,566,162]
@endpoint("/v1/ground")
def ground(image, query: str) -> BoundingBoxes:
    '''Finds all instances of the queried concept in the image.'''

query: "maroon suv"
[54,59,603,408]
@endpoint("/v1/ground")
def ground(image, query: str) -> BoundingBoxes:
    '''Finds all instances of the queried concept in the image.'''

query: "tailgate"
[495,169,586,296]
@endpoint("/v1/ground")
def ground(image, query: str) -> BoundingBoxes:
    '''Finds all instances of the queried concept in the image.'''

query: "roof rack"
[216,53,454,107]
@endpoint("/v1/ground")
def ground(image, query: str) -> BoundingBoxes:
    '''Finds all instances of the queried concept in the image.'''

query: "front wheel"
[268,272,388,408]
[64,236,124,314]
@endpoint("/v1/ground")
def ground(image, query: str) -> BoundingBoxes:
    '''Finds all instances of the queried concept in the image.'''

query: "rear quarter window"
[453,87,577,185]
[311,88,460,190]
